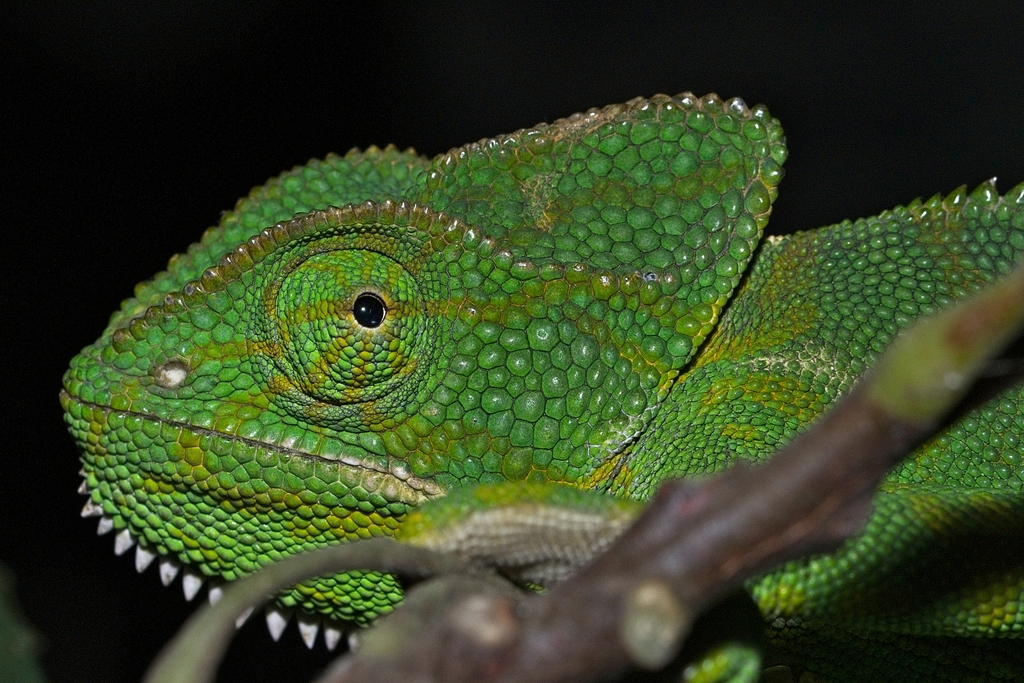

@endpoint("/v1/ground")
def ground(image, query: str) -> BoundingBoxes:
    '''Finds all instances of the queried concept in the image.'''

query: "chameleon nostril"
[153,359,189,389]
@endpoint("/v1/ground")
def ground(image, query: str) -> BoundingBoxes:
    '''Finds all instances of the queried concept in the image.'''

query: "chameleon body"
[62,93,1023,680]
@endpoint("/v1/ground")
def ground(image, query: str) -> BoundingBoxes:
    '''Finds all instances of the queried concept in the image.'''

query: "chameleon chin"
[63,92,1023,680]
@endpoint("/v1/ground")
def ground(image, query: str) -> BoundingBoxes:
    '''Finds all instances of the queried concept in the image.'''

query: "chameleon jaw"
[63,389,443,648]
[80,482,350,649]
[80,485,347,650]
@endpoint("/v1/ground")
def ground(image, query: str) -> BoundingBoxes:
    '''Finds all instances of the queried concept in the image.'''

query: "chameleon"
[61,92,1024,681]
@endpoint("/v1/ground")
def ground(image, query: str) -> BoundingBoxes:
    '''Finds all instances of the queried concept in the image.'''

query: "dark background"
[3,2,1023,681]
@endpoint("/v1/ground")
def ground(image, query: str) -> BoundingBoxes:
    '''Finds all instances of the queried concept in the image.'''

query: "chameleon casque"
[61,93,1024,681]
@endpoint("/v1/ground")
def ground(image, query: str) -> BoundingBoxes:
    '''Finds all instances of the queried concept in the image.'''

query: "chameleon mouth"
[62,390,443,500]
[79,481,351,649]
[62,389,443,649]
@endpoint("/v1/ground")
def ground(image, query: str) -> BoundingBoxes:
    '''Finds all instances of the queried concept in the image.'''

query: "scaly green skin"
[62,93,1023,680]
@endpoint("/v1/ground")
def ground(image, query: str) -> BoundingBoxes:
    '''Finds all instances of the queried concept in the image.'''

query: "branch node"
[450,594,519,648]
[619,579,690,670]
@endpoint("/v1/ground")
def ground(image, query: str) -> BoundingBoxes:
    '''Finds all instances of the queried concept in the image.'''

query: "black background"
[3,3,1023,682]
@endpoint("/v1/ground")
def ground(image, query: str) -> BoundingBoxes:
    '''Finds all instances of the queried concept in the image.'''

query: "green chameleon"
[62,93,1023,681]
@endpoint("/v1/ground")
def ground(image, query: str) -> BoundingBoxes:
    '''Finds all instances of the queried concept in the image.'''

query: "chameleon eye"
[266,248,426,407]
[352,292,386,328]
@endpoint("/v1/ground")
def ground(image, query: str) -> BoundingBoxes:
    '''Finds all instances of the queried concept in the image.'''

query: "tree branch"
[146,261,1024,683]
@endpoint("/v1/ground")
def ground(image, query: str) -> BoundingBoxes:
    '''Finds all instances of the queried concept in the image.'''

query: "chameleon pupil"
[352,292,386,328]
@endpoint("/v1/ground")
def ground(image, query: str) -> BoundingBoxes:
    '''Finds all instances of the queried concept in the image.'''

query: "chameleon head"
[61,93,786,628]
[60,201,457,623]
[59,199,699,624]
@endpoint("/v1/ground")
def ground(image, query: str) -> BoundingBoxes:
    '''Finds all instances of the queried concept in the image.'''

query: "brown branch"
[147,262,1024,683]
[324,262,1024,683]
[324,388,926,683]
